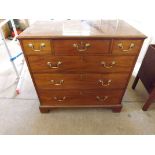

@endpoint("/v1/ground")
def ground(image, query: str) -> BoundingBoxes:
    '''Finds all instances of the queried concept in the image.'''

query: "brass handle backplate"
[96,96,108,102]
[53,96,66,102]
[101,61,116,69]
[50,80,64,86]
[47,61,62,69]
[117,43,135,52]
[28,43,45,52]
[73,41,90,52]
[98,79,112,87]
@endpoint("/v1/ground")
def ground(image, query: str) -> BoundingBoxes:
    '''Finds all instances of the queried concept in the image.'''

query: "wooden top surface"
[18,20,146,39]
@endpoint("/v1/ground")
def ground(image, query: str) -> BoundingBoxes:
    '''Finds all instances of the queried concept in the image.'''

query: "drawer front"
[27,55,135,73]
[38,90,123,106]
[112,39,143,55]
[53,39,111,55]
[22,40,52,55]
[33,73,129,89]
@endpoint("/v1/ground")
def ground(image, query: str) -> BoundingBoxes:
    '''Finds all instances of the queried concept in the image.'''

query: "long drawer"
[27,55,135,73]
[38,89,123,106]
[53,39,111,55]
[33,73,129,89]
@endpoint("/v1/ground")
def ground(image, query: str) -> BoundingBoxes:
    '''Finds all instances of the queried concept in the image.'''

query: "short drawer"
[38,90,123,106]
[112,39,143,55]
[33,73,129,89]
[22,40,52,55]
[27,55,135,73]
[53,39,111,55]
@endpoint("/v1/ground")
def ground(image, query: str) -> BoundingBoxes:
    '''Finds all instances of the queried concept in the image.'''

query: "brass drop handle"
[73,41,91,52]
[118,43,135,52]
[96,96,108,102]
[101,61,116,69]
[47,61,62,69]
[50,80,64,86]
[53,96,66,102]
[98,79,112,87]
[28,43,45,52]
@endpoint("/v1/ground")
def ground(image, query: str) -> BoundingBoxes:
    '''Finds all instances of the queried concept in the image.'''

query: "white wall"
[27,0,155,39]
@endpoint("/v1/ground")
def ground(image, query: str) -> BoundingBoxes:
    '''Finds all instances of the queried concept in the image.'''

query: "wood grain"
[33,73,129,90]
[112,39,143,55]
[22,39,52,55]
[17,20,146,112]
[17,20,146,39]
[27,55,135,73]
[53,39,111,55]
[38,89,123,106]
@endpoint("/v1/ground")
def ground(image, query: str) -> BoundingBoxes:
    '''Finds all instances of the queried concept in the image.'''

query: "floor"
[0,40,155,135]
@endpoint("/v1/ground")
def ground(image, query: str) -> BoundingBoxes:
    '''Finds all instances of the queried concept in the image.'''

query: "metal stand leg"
[16,61,26,94]
[0,27,20,79]
[0,19,26,95]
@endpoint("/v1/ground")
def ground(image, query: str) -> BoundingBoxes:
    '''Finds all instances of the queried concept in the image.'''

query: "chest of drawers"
[18,20,146,113]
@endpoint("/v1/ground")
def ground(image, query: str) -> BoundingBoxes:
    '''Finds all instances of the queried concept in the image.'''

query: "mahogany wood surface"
[53,39,111,55]
[17,20,146,39]
[18,20,146,113]
[112,39,143,55]
[22,39,52,55]
[27,55,135,73]
[33,73,129,90]
[38,89,123,106]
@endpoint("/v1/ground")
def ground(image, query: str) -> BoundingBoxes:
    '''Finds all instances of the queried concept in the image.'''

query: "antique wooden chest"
[18,20,146,113]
